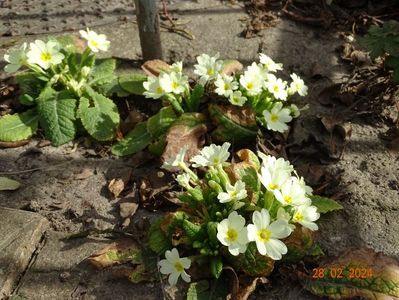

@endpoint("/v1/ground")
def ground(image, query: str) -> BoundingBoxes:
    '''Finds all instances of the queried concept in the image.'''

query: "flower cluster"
[157,143,320,286]
[142,53,308,134]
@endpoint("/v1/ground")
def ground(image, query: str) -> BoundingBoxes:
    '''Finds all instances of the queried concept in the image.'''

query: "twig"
[62,228,137,240]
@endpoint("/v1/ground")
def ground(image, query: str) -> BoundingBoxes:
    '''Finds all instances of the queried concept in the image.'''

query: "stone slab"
[0,207,49,299]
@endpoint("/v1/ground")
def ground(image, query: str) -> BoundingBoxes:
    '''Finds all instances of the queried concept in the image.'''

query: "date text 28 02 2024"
[312,267,374,279]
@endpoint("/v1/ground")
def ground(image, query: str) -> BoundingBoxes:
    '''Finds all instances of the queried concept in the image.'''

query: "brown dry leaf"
[107,168,132,199]
[36,140,51,148]
[161,113,207,167]
[321,116,352,140]
[227,276,268,300]
[283,226,317,263]
[87,239,141,270]
[138,169,174,209]
[220,60,243,76]
[0,140,30,148]
[74,168,94,180]
[141,59,171,77]
[299,248,399,299]
[119,200,139,219]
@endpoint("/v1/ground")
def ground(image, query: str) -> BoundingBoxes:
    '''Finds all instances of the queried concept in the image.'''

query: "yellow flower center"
[229,190,237,197]
[284,196,292,204]
[270,114,279,122]
[90,39,99,48]
[207,68,214,76]
[40,52,52,61]
[293,212,304,222]
[268,183,278,190]
[213,158,220,164]
[273,85,279,93]
[257,229,271,242]
[226,228,238,242]
[246,82,254,90]
[224,83,230,91]
[156,87,164,94]
[174,262,184,272]
[172,81,179,89]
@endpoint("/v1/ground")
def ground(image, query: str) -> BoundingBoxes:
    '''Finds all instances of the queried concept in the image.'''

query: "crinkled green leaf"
[98,77,130,97]
[0,177,21,191]
[187,84,204,112]
[111,122,152,156]
[16,72,44,105]
[226,242,274,277]
[37,87,77,146]
[148,219,171,255]
[207,222,219,246]
[187,281,211,300]
[118,73,147,95]
[300,248,399,299]
[147,106,178,138]
[89,59,116,86]
[309,195,343,214]
[78,86,120,141]
[209,104,258,142]
[182,219,202,239]
[0,109,39,142]
[211,257,223,279]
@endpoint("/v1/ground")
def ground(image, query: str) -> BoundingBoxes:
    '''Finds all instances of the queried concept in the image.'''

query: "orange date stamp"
[312,267,374,279]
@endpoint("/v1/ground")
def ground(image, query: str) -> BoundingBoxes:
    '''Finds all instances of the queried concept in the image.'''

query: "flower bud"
[81,66,91,77]
[49,74,60,85]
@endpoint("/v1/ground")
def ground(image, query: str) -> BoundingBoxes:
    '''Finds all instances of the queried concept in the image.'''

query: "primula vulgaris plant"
[150,143,341,286]
[0,29,142,146]
[112,53,308,156]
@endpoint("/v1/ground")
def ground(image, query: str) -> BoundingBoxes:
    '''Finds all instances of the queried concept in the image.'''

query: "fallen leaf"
[141,59,171,77]
[299,248,399,300]
[0,177,21,191]
[36,139,51,148]
[161,113,207,167]
[74,168,94,180]
[0,140,30,148]
[220,59,243,76]
[107,167,132,199]
[283,226,317,263]
[87,239,142,270]
[227,276,268,300]
[321,116,352,140]
[119,200,139,219]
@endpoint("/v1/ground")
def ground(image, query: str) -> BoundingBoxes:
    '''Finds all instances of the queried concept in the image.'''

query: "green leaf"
[309,195,343,214]
[210,257,223,279]
[300,248,399,299]
[37,87,77,146]
[118,73,147,95]
[187,84,204,112]
[111,122,152,156]
[0,109,39,142]
[89,59,116,86]
[148,136,166,156]
[16,72,44,105]
[147,106,178,138]
[182,219,202,239]
[78,86,120,141]
[187,281,211,300]
[0,177,21,191]
[97,78,130,97]
[148,219,171,254]
[207,222,219,246]
[209,104,258,142]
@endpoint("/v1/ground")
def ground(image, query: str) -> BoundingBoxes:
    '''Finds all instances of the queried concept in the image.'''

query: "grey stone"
[0,207,49,299]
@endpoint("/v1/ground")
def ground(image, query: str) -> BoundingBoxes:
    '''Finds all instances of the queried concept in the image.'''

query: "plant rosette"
[0,29,147,146]
[150,142,343,287]
[112,53,309,157]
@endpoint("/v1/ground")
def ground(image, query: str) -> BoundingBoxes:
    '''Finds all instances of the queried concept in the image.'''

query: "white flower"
[259,53,283,72]
[259,157,292,193]
[292,205,320,231]
[170,61,183,73]
[239,63,264,96]
[214,74,238,98]
[159,72,187,95]
[247,209,291,260]
[229,90,247,106]
[162,146,188,171]
[143,76,165,99]
[297,175,313,195]
[27,40,64,70]
[4,42,27,73]
[263,102,292,133]
[176,173,191,189]
[288,73,308,97]
[265,74,288,101]
[217,180,247,203]
[290,104,300,118]
[79,28,110,52]
[274,177,309,207]
[190,142,230,168]
[158,248,191,286]
[258,154,294,173]
[217,211,249,256]
[194,53,223,85]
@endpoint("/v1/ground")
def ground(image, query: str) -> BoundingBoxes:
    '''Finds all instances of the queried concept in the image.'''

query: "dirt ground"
[0,0,398,299]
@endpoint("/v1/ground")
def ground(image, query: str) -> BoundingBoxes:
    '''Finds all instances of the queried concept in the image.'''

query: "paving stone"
[0,207,49,299]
